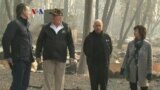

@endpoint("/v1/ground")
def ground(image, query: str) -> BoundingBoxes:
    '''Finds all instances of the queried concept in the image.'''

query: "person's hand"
[7,58,13,69]
[120,68,124,75]
[36,58,43,63]
[7,58,13,65]
[146,73,152,81]
[69,58,77,65]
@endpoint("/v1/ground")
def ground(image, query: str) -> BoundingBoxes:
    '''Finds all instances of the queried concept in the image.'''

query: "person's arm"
[146,44,152,80]
[2,21,17,59]
[122,43,130,68]
[108,35,113,55]
[120,43,130,75]
[104,34,112,55]
[66,27,75,59]
[147,44,152,74]
[83,35,90,56]
[35,26,46,59]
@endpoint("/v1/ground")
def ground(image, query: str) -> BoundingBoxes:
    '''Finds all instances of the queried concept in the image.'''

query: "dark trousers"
[130,82,148,90]
[87,63,109,90]
[10,60,31,90]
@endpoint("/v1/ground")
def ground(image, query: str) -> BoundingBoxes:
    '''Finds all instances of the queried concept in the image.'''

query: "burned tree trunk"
[117,0,130,49]
[77,0,93,74]
[95,0,99,19]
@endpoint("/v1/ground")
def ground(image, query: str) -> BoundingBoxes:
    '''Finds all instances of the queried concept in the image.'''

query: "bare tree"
[117,0,130,49]
[135,1,141,25]
[146,0,155,32]
[102,0,117,32]
[102,0,110,22]
[5,0,14,20]
[150,17,160,36]
[117,0,144,49]
[141,0,151,25]
[77,0,93,74]
[146,0,158,36]
[63,0,69,22]
[0,0,8,33]
[95,0,99,19]
[25,0,32,5]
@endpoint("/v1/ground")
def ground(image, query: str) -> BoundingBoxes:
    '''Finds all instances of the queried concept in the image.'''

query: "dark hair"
[134,25,147,40]
[16,3,27,17]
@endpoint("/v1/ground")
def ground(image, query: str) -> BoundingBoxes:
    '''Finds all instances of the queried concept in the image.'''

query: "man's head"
[49,8,63,26]
[93,19,103,33]
[16,3,31,19]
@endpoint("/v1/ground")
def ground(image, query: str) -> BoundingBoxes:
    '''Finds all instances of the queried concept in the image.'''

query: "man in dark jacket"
[83,19,112,90]
[2,3,34,90]
[36,8,75,90]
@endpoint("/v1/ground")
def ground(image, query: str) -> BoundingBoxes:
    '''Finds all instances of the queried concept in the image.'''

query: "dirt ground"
[0,68,159,90]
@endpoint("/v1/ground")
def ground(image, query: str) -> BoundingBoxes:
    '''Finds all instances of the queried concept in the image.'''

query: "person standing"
[36,8,76,90]
[120,25,152,90]
[83,19,112,90]
[2,3,34,90]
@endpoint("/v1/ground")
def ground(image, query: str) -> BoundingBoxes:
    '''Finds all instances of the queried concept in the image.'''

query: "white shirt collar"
[50,23,64,34]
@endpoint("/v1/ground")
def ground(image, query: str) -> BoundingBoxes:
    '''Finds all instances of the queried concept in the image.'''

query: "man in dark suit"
[36,8,76,90]
[83,19,112,90]
[2,3,34,90]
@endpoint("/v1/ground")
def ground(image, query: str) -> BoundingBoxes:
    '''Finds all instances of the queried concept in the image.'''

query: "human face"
[93,21,103,33]
[134,29,141,40]
[22,6,31,20]
[52,15,62,26]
